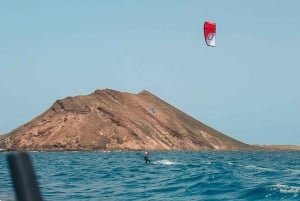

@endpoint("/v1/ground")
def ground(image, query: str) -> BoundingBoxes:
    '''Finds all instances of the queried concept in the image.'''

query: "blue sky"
[1,1,299,145]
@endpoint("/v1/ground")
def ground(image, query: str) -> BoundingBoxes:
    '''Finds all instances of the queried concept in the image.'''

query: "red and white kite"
[204,21,216,47]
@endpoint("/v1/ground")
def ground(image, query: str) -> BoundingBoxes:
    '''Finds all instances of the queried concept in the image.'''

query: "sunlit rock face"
[0,89,251,151]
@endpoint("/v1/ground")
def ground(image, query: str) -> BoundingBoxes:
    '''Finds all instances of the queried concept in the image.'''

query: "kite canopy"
[204,21,216,47]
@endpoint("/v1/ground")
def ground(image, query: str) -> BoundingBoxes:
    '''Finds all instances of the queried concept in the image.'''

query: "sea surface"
[0,151,299,201]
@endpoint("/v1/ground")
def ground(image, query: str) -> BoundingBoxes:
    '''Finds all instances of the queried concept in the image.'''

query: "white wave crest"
[154,159,178,165]
[270,184,300,194]
[245,164,274,172]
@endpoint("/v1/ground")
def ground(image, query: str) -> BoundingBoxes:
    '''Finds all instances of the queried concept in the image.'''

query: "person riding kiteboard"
[144,151,150,164]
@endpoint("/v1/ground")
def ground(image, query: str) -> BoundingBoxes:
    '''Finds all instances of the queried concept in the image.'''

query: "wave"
[153,159,178,165]
[268,184,300,194]
[245,164,275,172]
[284,168,300,176]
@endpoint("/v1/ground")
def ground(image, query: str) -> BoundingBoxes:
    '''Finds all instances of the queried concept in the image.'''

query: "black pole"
[7,152,44,201]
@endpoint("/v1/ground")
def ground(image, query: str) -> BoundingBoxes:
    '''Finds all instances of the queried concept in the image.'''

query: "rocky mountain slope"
[0,89,252,151]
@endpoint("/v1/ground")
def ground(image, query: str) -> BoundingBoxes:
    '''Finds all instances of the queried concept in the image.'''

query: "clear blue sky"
[1,1,299,145]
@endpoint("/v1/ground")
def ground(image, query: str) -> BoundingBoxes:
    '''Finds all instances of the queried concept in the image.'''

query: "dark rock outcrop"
[0,89,253,151]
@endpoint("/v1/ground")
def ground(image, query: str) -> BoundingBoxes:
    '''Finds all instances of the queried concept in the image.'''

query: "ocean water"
[0,151,299,201]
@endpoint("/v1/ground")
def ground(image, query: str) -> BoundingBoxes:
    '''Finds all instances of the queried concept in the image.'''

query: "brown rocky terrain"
[0,89,278,151]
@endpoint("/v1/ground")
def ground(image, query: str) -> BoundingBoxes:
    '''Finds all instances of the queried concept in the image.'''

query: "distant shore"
[1,145,300,152]
[253,145,300,151]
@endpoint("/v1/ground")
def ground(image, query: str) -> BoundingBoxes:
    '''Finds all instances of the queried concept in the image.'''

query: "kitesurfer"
[144,151,150,164]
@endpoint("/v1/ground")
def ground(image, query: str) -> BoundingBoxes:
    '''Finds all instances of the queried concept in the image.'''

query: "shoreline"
[1,145,300,152]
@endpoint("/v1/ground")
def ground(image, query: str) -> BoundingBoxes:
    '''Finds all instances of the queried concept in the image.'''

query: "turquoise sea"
[0,151,299,201]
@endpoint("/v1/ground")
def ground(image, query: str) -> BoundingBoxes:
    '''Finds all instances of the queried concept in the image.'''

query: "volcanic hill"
[0,89,252,151]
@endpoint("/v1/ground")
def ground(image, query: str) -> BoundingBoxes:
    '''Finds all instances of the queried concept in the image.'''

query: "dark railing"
[7,152,44,201]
